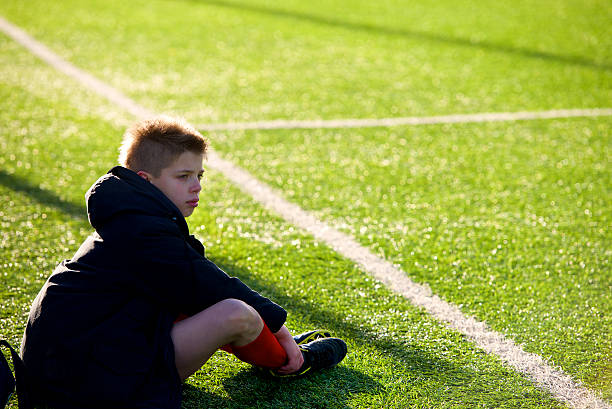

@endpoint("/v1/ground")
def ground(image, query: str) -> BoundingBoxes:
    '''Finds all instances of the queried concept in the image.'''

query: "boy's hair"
[118,116,208,176]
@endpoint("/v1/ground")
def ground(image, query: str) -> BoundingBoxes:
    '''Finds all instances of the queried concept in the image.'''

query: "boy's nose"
[190,180,202,193]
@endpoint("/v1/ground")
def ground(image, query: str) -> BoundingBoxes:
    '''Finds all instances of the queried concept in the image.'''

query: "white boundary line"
[208,153,610,409]
[198,108,612,131]
[0,17,152,119]
[1,15,610,409]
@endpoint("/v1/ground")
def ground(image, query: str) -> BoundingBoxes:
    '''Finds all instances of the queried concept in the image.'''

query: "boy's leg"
[170,298,286,381]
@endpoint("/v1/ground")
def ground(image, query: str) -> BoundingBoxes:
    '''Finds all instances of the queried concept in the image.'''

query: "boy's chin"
[182,208,195,217]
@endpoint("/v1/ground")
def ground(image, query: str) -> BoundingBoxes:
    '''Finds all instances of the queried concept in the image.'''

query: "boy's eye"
[179,175,189,179]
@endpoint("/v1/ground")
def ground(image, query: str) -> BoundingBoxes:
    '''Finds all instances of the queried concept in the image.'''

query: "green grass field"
[1,0,610,407]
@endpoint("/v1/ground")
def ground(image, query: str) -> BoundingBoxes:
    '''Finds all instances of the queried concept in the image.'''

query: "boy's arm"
[103,214,287,332]
[187,256,288,332]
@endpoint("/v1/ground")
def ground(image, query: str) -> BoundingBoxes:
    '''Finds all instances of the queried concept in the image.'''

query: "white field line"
[0,17,153,119]
[207,153,610,409]
[198,108,612,131]
[1,15,610,409]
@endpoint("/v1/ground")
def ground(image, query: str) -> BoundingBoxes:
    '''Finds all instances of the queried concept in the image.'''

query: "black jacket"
[21,166,287,408]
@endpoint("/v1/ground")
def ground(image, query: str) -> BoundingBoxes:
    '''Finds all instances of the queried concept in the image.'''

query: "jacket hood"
[86,166,188,235]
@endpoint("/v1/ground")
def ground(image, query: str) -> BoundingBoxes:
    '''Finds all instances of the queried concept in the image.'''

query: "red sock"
[174,313,189,323]
[222,322,288,369]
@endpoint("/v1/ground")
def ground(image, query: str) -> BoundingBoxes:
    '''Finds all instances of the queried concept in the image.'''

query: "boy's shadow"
[180,258,525,408]
[182,365,383,409]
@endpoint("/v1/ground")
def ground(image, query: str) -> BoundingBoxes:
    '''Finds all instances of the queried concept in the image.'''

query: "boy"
[20,116,347,408]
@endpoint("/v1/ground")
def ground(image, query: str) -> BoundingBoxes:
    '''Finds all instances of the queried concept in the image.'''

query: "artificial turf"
[209,117,612,396]
[0,39,568,407]
[0,0,610,123]
[1,0,610,406]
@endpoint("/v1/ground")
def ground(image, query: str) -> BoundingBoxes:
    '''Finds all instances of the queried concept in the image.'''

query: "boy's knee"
[220,299,263,337]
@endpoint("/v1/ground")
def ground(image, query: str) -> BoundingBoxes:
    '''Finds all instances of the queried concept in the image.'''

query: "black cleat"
[271,337,347,378]
[293,329,332,345]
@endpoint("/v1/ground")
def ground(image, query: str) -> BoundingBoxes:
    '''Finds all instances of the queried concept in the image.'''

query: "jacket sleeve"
[100,214,287,332]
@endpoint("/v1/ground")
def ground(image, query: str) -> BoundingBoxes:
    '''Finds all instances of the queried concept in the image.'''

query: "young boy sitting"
[20,116,347,408]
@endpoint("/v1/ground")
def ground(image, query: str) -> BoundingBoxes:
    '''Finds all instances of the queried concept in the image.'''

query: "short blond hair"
[118,116,208,176]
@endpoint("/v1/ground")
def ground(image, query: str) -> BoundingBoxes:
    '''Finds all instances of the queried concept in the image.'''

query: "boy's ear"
[136,170,152,182]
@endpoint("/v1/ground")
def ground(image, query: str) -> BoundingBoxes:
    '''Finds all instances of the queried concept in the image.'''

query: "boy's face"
[139,151,205,217]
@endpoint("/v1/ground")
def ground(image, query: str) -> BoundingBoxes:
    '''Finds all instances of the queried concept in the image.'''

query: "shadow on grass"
[190,0,610,71]
[214,257,463,373]
[0,170,85,220]
[183,366,383,409]
[195,257,553,408]
[182,384,231,409]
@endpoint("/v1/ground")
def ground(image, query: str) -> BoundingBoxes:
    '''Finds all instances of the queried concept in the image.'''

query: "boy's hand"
[273,325,304,374]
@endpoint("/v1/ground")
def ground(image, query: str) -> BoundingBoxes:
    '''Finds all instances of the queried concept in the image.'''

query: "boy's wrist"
[273,325,292,341]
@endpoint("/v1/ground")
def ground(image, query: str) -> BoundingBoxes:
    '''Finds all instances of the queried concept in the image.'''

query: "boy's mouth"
[187,199,199,207]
